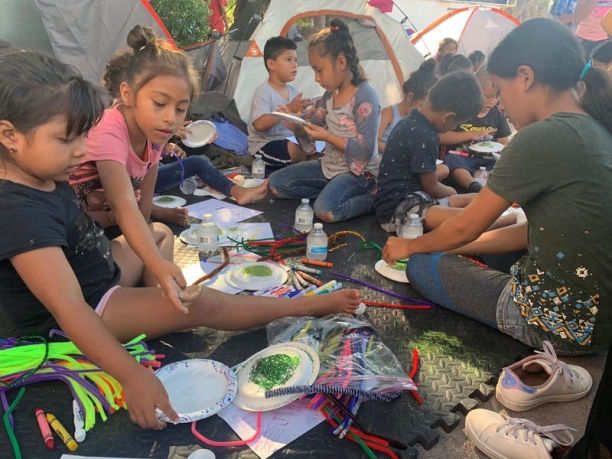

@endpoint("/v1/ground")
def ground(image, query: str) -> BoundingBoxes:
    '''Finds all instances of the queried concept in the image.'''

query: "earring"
[8,146,16,153]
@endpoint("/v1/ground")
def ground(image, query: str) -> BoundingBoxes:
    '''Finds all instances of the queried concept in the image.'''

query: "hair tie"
[329,25,339,31]
[138,45,146,52]
[579,59,592,81]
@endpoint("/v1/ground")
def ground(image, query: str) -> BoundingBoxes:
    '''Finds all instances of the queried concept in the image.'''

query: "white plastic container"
[306,223,328,261]
[294,198,314,233]
[198,213,219,254]
[400,213,423,239]
[251,154,265,180]
[474,166,489,186]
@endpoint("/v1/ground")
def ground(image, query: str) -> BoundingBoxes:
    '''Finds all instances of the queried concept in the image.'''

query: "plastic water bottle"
[252,154,265,180]
[198,213,219,254]
[294,198,314,233]
[306,223,328,261]
[474,166,488,186]
[400,213,423,239]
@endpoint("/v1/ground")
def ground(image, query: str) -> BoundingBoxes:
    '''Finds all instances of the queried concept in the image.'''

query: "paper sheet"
[218,401,325,459]
[185,200,262,223]
[217,222,274,246]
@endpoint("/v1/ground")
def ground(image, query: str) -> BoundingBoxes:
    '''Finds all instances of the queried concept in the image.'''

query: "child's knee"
[269,187,279,197]
[316,210,335,223]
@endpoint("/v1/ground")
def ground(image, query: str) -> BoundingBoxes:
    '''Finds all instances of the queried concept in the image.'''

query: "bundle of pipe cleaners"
[0,333,162,432]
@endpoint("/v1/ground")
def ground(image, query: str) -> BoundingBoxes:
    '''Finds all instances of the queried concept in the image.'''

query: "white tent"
[410,6,521,60]
[222,0,424,120]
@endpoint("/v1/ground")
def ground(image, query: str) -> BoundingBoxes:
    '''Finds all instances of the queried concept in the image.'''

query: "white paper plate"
[153,195,187,208]
[269,111,307,125]
[180,225,199,246]
[224,262,288,291]
[183,120,218,148]
[375,259,409,283]
[243,178,266,188]
[155,359,237,423]
[232,342,320,412]
[469,141,504,154]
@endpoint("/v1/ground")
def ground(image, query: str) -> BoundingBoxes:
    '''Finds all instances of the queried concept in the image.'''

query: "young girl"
[69,25,267,265]
[382,18,612,356]
[377,58,438,154]
[268,19,380,223]
[0,51,360,430]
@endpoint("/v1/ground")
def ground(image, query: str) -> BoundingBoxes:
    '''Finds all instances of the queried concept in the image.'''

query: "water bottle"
[306,223,328,261]
[252,154,265,180]
[294,198,314,233]
[474,166,488,186]
[198,213,219,254]
[400,213,423,239]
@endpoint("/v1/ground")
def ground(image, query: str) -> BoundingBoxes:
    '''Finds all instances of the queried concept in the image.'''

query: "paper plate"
[232,342,320,412]
[224,262,288,291]
[183,120,218,148]
[269,111,307,125]
[153,195,187,208]
[375,259,409,283]
[155,359,237,423]
[469,141,504,154]
[243,178,266,188]
[180,225,199,246]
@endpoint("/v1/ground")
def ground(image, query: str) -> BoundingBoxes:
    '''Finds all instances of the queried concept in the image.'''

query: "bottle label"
[297,217,313,224]
[200,235,218,244]
[308,246,327,254]
[252,164,265,174]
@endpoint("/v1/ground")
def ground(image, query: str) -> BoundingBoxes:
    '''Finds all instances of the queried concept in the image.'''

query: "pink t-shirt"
[576,2,612,42]
[69,105,162,210]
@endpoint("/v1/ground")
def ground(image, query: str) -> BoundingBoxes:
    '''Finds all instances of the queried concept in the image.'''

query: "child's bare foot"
[151,205,189,226]
[298,289,361,315]
[231,179,269,205]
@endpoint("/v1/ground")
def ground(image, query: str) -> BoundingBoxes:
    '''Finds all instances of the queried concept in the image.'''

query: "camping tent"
[220,0,424,120]
[410,7,520,60]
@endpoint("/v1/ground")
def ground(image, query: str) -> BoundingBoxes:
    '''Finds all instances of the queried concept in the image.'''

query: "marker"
[447,150,469,157]
[46,412,78,451]
[315,282,343,295]
[72,400,86,443]
[301,258,334,268]
[295,270,323,287]
[291,264,323,275]
[305,280,337,296]
[35,408,54,450]
[291,284,317,298]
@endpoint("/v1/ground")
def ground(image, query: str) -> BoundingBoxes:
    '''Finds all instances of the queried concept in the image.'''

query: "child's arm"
[377,106,394,153]
[439,128,497,146]
[419,169,457,199]
[10,247,179,429]
[95,160,187,312]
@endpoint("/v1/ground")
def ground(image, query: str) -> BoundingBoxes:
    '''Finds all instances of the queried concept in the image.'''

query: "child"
[592,40,612,72]
[268,20,380,223]
[468,50,486,73]
[438,53,473,76]
[383,18,612,358]
[377,58,438,154]
[434,37,458,64]
[374,71,484,233]
[440,67,512,192]
[0,50,361,430]
[69,26,267,256]
[247,36,312,167]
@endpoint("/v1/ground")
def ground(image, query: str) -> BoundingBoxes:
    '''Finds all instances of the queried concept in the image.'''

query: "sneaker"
[495,341,592,412]
[465,409,576,459]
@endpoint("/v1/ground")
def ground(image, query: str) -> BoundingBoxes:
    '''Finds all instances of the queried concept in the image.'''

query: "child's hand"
[382,236,414,265]
[163,143,187,159]
[122,367,179,429]
[174,121,193,141]
[285,92,312,114]
[470,128,497,141]
[303,122,328,142]
[155,260,195,313]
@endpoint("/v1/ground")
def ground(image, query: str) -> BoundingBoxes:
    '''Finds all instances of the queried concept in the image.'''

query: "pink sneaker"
[465,409,576,459]
[496,341,592,412]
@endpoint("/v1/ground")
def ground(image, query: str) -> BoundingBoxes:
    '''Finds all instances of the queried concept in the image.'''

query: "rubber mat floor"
[0,193,603,459]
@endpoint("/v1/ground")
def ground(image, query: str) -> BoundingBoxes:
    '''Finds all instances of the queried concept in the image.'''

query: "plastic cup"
[179,177,197,195]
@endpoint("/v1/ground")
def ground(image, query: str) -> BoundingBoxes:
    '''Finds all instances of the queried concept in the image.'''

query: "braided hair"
[308,19,367,86]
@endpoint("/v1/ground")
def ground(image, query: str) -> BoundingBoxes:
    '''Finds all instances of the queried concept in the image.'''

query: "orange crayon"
[300,258,333,268]
[35,408,54,450]
[46,412,78,451]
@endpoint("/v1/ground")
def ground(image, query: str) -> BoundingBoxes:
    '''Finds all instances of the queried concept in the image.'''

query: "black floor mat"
[0,193,532,459]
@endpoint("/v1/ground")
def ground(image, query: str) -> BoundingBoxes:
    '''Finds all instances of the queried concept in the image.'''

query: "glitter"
[249,354,300,390]
[241,265,273,277]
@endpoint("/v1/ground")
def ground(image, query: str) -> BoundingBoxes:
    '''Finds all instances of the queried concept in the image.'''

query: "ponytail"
[580,65,612,133]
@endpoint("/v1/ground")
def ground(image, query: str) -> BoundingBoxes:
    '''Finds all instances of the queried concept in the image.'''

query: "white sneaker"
[465,409,576,459]
[495,341,592,412]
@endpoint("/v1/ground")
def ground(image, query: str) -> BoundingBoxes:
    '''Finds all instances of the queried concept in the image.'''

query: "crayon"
[46,412,78,451]
[301,258,334,268]
[295,270,323,287]
[35,408,54,450]
[291,264,323,275]
[72,399,86,443]
[293,271,309,287]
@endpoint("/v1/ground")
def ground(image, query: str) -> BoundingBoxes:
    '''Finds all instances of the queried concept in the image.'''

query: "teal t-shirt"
[488,113,612,351]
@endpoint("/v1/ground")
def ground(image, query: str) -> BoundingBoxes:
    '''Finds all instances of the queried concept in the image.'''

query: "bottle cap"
[313,223,323,229]
[255,154,262,159]
[203,213,212,220]
[480,166,486,170]
[409,213,419,219]
[301,198,310,203]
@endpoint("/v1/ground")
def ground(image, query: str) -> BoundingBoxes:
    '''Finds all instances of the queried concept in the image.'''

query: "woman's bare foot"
[296,289,361,316]
[151,205,189,226]
[231,179,269,205]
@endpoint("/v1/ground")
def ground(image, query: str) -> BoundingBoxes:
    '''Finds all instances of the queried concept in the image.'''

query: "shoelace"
[496,411,576,446]
[534,341,575,386]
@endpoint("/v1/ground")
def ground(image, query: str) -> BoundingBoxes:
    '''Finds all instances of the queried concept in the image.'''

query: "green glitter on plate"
[242,265,273,277]
[249,354,300,390]
[389,260,407,271]
[155,196,175,204]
